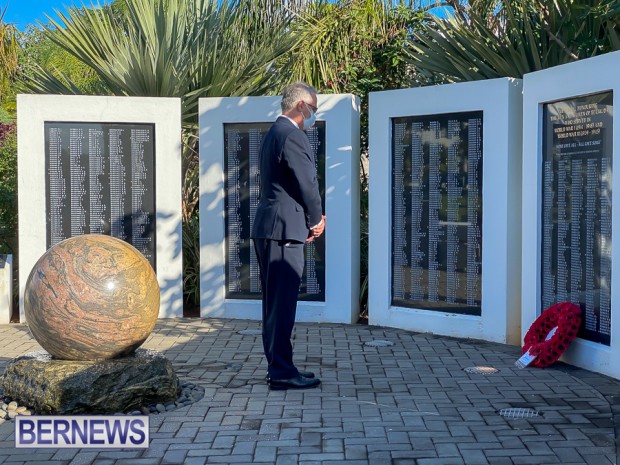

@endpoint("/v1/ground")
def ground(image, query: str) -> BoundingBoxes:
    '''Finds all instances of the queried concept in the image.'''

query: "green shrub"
[182,212,200,308]
[0,122,17,254]
[0,107,13,124]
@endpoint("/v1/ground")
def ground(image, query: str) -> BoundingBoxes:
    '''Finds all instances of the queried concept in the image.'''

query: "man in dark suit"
[251,82,325,390]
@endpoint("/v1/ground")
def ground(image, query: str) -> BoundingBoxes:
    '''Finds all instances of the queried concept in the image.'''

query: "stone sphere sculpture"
[24,234,160,361]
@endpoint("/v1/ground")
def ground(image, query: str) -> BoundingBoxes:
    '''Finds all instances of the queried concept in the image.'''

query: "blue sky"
[2,0,110,30]
[2,0,447,30]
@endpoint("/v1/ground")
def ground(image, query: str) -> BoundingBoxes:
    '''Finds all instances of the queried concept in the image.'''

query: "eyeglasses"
[303,101,318,113]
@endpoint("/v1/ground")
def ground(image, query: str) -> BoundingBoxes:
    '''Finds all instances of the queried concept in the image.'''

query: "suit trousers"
[253,238,305,379]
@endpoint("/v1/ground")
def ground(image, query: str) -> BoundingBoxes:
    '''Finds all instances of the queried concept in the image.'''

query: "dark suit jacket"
[251,116,323,243]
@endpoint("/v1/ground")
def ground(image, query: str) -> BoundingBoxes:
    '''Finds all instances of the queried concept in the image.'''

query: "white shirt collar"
[280,114,299,129]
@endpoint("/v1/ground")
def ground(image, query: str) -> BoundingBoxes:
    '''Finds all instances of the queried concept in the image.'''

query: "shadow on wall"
[155,211,184,319]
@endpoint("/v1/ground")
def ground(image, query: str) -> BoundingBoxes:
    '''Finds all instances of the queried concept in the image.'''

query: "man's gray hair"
[281,82,317,112]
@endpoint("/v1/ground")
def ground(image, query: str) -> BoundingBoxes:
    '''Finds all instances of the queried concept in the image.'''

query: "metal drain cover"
[237,329,262,336]
[464,366,499,375]
[498,408,542,419]
[364,340,394,347]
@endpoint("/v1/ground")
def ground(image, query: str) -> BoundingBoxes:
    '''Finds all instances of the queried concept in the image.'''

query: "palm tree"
[25,0,295,125]
[408,0,620,82]
[0,4,19,111]
[19,24,107,96]
[288,0,434,92]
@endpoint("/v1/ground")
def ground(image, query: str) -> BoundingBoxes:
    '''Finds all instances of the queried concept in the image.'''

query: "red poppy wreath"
[521,302,582,368]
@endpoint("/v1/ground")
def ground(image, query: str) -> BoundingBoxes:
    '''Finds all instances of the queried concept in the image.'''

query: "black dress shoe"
[269,375,321,390]
[266,371,314,381]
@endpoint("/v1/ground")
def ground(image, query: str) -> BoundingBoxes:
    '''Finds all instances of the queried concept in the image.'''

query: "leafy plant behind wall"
[0,5,19,114]
[407,0,620,82]
[0,122,16,254]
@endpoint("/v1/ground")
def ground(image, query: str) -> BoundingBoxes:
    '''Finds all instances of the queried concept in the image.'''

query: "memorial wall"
[199,95,360,324]
[223,122,326,301]
[391,112,483,316]
[369,78,522,344]
[45,122,157,269]
[522,51,620,379]
[541,92,612,346]
[17,95,183,320]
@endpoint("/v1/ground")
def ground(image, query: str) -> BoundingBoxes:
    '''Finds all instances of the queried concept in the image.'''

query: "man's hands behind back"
[306,215,326,242]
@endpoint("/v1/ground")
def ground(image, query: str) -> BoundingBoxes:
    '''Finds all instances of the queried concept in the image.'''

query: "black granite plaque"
[223,121,326,301]
[45,122,156,269]
[542,91,612,345]
[391,111,483,315]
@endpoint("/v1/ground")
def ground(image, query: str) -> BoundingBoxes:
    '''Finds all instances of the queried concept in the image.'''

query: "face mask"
[302,102,316,130]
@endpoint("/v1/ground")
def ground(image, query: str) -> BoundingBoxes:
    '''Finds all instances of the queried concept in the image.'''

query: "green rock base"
[1,349,178,414]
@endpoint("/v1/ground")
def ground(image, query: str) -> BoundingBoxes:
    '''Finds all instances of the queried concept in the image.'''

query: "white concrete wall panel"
[522,51,620,378]
[369,78,523,344]
[17,94,183,320]
[199,95,361,324]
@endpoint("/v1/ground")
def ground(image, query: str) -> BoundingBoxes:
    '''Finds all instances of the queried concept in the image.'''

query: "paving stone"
[435,442,461,457]
[187,450,231,458]
[5,462,63,465]
[580,455,615,465]
[253,447,277,463]
[158,421,182,434]
[113,460,161,465]
[364,452,391,465]
[458,449,489,465]
[416,458,465,465]
[274,455,299,465]
[231,441,256,455]
[276,446,320,455]
[183,459,207,465]
[162,450,188,464]
[0,454,55,463]
[511,456,560,464]
[204,454,254,463]
[52,450,79,461]
[176,426,199,439]
[321,438,343,453]
[387,431,410,444]
[193,432,217,443]
[524,441,554,455]
[68,452,99,465]
[300,432,322,446]
[96,453,141,460]
[322,461,368,465]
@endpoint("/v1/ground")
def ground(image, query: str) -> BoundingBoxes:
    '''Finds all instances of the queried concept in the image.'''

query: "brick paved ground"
[0,318,618,465]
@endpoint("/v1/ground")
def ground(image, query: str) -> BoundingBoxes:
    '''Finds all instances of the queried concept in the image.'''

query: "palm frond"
[24,0,296,124]
[409,0,620,82]
[289,0,429,92]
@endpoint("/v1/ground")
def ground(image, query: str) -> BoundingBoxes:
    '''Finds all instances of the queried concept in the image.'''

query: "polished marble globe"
[24,234,160,361]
